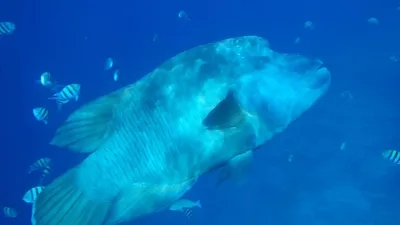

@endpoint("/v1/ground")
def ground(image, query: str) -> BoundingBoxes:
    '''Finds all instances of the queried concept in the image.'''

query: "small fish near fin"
[203,90,246,130]
[50,87,128,153]
[216,150,253,187]
[182,208,193,219]
[106,178,198,224]
[33,169,115,225]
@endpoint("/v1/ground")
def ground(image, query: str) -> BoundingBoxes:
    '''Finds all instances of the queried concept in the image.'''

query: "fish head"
[235,51,331,141]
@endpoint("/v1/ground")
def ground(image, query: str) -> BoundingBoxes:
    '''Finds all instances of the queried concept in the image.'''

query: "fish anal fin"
[33,169,114,225]
[217,151,253,186]
[50,89,124,153]
[203,90,245,130]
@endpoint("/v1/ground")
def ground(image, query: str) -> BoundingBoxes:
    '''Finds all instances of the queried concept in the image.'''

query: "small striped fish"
[0,22,15,36]
[23,186,45,203]
[382,149,400,164]
[3,207,17,218]
[48,83,80,109]
[33,107,49,124]
[39,165,51,185]
[169,199,201,219]
[27,158,52,174]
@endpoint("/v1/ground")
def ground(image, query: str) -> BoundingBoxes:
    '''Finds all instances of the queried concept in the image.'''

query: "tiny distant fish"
[341,90,354,100]
[389,56,399,62]
[36,72,62,92]
[178,11,190,20]
[113,70,119,82]
[382,149,400,164]
[304,21,314,30]
[340,142,346,151]
[23,186,45,203]
[294,37,301,44]
[367,17,379,25]
[39,165,51,185]
[105,58,114,70]
[48,83,80,110]
[152,33,158,42]
[170,199,201,218]
[33,107,49,124]
[0,22,16,37]
[3,207,17,218]
[288,154,294,162]
[27,158,52,174]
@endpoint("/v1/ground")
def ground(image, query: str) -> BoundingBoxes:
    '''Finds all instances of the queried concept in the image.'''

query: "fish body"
[105,58,114,70]
[3,207,17,218]
[170,199,201,218]
[34,36,331,225]
[0,22,15,36]
[113,69,119,82]
[48,83,80,109]
[27,158,52,174]
[23,186,45,203]
[382,149,400,164]
[32,107,49,124]
[36,72,62,92]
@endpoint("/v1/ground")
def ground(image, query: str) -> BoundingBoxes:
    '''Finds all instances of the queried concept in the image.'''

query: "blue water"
[1,0,399,224]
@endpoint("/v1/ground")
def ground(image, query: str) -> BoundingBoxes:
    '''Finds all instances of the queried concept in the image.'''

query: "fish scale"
[76,100,196,199]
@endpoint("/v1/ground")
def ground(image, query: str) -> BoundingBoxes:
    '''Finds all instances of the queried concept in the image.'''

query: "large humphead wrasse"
[33,36,331,225]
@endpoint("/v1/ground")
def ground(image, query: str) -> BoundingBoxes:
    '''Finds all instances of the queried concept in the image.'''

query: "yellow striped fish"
[32,36,331,225]
[3,207,17,218]
[23,186,45,203]
[169,199,201,218]
[0,22,15,37]
[32,107,49,124]
[48,83,80,110]
[382,149,400,164]
[27,158,52,174]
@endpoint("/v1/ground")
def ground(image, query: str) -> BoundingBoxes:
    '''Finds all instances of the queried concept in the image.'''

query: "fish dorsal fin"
[203,90,245,130]
[50,86,131,153]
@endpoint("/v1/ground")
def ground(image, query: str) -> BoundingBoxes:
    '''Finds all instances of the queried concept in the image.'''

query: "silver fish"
[170,199,201,218]
[33,36,330,225]
[105,58,114,70]
[36,72,62,92]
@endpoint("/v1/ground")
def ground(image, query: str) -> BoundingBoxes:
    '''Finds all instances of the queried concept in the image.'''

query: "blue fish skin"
[33,36,330,225]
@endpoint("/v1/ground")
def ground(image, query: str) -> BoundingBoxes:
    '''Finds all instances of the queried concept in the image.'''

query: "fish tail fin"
[196,200,201,208]
[33,169,113,225]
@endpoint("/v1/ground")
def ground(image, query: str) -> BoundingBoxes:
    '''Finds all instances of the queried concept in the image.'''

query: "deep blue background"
[1,0,399,224]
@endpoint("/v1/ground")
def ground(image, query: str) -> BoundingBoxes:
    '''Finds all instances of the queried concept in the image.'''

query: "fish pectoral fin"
[50,87,127,153]
[203,89,246,130]
[217,151,253,186]
[33,169,114,225]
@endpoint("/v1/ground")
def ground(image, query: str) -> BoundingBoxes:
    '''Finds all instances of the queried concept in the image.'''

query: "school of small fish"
[2,5,399,223]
